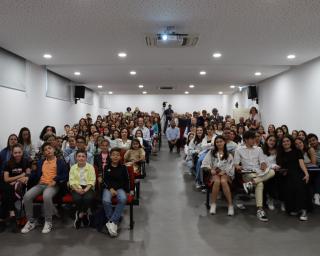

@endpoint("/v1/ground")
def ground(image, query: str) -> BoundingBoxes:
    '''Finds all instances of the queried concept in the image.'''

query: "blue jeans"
[195,150,209,185]
[102,188,127,224]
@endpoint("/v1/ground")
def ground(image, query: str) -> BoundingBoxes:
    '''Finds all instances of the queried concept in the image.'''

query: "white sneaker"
[299,210,308,221]
[21,221,36,234]
[314,193,320,206]
[227,206,234,216]
[267,198,275,211]
[236,203,246,210]
[111,222,118,236]
[209,204,216,215]
[243,182,253,194]
[195,183,202,189]
[256,209,269,222]
[280,202,286,212]
[106,221,117,237]
[42,221,53,234]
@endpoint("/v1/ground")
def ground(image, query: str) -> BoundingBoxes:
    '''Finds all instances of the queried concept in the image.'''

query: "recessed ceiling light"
[138,84,144,88]
[199,71,206,75]
[142,91,147,94]
[43,54,52,59]
[74,71,81,76]
[97,85,103,88]
[130,70,137,75]
[185,91,189,94]
[189,84,195,88]
[213,52,222,58]
[254,72,262,76]
[218,91,223,95]
[108,91,113,95]
[287,54,296,59]
[230,85,236,89]
[118,52,127,58]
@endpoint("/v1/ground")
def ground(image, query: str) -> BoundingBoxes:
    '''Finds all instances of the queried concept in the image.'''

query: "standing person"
[234,131,275,222]
[21,143,68,234]
[210,108,223,123]
[276,136,310,221]
[69,149,96,229]
[18,127,36,160]
[163,104,174,134]
[166,120,181,153]
[102,148,130,237]
[202,136,235,216]
[249,107,260,130]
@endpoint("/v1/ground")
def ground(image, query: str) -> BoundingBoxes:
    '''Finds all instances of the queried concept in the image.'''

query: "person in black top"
[102,147,130,237]
[0,144,31,232]
[276,135,310,221]
[163,104,174,134]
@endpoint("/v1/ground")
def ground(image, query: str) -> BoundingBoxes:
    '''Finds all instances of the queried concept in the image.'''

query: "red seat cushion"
[111,194,134,204]
[34,193,73,204]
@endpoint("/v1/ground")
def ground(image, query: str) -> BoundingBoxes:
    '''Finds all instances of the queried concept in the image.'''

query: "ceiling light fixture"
[138,84,144,88]
[108,91,113,95]
[130,70,137,75]
[185,91,189,94]
[218,91,223,95]
[230,85,235,89]
[199,71,206,76]
[142,91,147,94]
[254,72,262,76]
[213,52,222,58]
[74,71,81,76]
[118,52,127,58]
[97,85,103,88]
[287,54,296,59]
[189,84,195,88]
[43,54,52,59]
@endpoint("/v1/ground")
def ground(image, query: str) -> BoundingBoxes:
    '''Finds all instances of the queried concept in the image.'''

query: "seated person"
[234,131,275,222]
[116,128,132,150]
[63,136,77,158]
[102,148,130,237]
[69,149,96,229]
[0,144,31,233]
[21,143,68,234]
[202,136,234,216]
[94,139,110,187]
[0,134,18,173]
[66,136,93,167]
[124,139,146,174]
[165,120,181,153]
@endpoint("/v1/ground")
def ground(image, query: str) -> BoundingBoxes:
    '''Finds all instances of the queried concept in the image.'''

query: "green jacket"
[69,163,96,190]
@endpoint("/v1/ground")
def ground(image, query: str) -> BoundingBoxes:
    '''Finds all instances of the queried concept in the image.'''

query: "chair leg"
[130,204,134,230]
[206,189,210,210]
[136,182,140,199]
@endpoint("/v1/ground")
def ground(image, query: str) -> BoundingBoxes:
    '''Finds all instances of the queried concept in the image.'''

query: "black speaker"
[248,86,258,99]
[74,86,85,99]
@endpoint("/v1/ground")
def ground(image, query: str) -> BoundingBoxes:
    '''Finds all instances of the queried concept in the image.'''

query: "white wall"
[105,94,232,116]
[258,57,320,134]
[0,62,107,148]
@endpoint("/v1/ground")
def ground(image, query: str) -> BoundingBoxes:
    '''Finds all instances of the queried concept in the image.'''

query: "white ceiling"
[1,0,320,95]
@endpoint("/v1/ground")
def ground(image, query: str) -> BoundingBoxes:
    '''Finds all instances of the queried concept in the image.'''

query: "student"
[298,130,307,142]
[69,149,96,229]
[295,138,317,165]
[0,144,31,232]
[281,125,289,135]
[202,136,234,216]
[124,139,146,174]
[21,143,68,233]
[0,134,18,173]
[38,126,56,149]
[63,136,77,158]
[66,136,94,167]
[267,124,276,136]
[166,120,181,153]
[116,128,132,150]
[109,129,120,148]
[276,136,310,221]
[275,127,285,145]
[102,148,130,237]
[291,130,298,140]
[18,127,35,160]
[216,122,224,136]
[222,128,238,155]
[249,107,260,130]
[234,131,275,222]
[187,126,206,171]
[134,129,144,148]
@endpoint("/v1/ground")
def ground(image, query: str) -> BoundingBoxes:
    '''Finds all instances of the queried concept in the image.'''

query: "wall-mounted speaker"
[248,86,258,99]
[74,86,85,99]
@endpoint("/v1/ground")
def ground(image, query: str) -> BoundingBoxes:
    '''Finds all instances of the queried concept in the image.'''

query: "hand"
[260,163,267,171]
[303,173,310,184]
[98,176,103,184]
[110,188,117,197]
[75,188,84,195]
[48,181,56,187]
[219,171,226,176]
[211,169,216,175]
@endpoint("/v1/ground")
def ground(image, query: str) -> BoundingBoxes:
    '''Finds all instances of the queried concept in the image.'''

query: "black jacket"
[103,164,130,193]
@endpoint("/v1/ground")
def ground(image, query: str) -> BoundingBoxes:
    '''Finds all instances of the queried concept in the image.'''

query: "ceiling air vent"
[159,86,174,90]
[145,33,199,48]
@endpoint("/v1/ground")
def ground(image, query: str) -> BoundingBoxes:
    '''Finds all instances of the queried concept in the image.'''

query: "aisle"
[1,142,320,256]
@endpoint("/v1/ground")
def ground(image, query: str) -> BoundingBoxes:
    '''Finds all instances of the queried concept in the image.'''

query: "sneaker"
[280,202,286,212]
[209,204,216,215]
[82,214,90,227]
[9,217,19,233]
[111,222,118,236]
[256,209,269,222]
[201,188,207,193]
[227,206,234,216]
[313,193,320,206]
[195,183,202,189]
[236,203,246,210]
[74,211,81,229]
[267,198,275,211]
[106,221,117,237]
[21,221,36,234]
[243,182,253,194]
[42,221,53,234]
[299,210,308,221]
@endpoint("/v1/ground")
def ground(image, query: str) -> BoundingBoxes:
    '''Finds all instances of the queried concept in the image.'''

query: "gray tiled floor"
[1,144,320,256]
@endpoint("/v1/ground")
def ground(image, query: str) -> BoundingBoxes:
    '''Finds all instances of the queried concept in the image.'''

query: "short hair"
[243,131,256,140]
[76,136,86,142]
[110,147,121,155]
[307,133,318,141]
[41,142,53,152]
[76,149,87,157]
